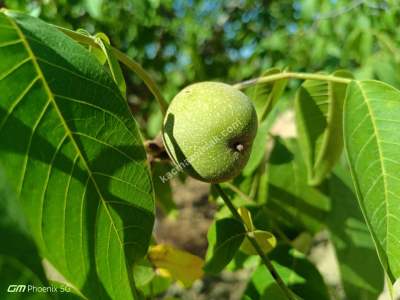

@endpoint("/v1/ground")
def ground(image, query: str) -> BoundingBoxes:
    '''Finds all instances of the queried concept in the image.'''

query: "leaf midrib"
[6,14,131,296]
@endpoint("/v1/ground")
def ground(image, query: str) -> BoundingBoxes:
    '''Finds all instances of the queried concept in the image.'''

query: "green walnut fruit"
[162,81,258,183]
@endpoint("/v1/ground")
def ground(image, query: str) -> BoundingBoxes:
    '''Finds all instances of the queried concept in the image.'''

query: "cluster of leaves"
[4,0,400,137]
[205,73,389,299]
[1,2,400,300]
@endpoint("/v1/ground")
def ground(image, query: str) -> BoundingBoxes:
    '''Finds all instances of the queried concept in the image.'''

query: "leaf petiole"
[233,72,352,90]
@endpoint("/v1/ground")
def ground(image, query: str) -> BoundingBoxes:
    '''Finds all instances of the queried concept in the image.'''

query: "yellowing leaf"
[238,207,255,232]
[240,230,277,255]
[148,244,204,287]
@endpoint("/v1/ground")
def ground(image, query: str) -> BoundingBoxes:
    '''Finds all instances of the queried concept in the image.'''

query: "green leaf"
[244,245,329,300]
[84,0,104,19]
[204,218,246,274]
[250,68,288,121]
[255,165,269,203]
[266,138,330,233]
[95,32,127,98]
[152,163,177,216]
[242,118,270,176]
[372,53,400,89]
[140,275,172,298]
[249,68,280,116]
[344,80,400,282]
[0,168,51,300]
[133,258,155,287]
[243,97,289,177]
[90,45,108,65]
[295,70,352,185]
[375,32,400,63]
[0,11,154,299]
[359,29,372,63]
[240,230,276,255]
[327,163,384,300]
[76,29,107,65]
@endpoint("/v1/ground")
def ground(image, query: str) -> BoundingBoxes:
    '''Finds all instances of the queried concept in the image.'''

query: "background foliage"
[4,0,399,137]
[1,0,400,300]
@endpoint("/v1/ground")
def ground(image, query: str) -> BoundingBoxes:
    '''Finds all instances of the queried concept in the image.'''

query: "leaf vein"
[92,171,148,196]
[72,132,142,167]
[40,133,69,251]
[0,38,22,48]
[54,93,136,140]
[36,56,123,103]
[17,101,51,196]
[0,75,40,131]
[349,113,369,138]
[0,55,31,81]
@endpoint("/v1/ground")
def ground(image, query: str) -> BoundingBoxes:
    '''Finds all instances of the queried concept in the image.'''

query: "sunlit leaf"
[295,70,352,185]
[0,11,154,299]
[95,32,127,98]
[344,80,400,282]
[238,206,255,232]
[240,230,276,256]
[76,29,107,65]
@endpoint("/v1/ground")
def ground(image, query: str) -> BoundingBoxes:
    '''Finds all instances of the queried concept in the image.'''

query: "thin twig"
[214,184,296,300]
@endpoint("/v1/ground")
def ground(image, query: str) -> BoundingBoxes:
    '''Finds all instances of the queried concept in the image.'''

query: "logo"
[6,284,71,294]
[7,285,26,293]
